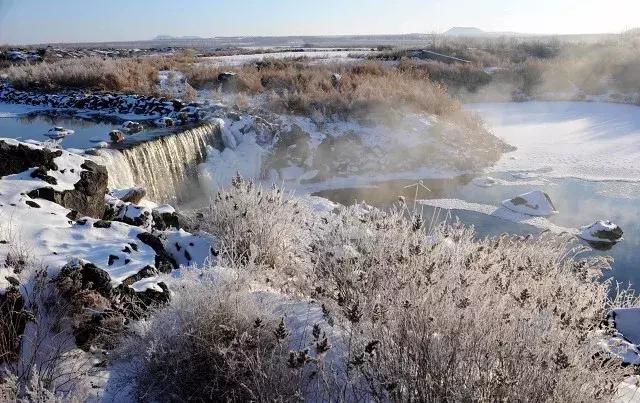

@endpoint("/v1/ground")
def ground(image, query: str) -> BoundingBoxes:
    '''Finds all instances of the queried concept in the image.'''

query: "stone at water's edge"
[28,160,109,218]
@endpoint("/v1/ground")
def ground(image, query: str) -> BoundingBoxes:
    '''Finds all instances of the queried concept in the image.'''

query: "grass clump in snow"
[113,272,318,402]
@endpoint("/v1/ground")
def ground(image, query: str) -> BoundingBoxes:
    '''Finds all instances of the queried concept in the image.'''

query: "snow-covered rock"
[603,308,640,365]
[122,121,143,134]
[154,116,175,127]
[578,220,623,243]
[501,190,558,217]
[111,186,147,204]
[44,126,75,140]
[471,176,498,187]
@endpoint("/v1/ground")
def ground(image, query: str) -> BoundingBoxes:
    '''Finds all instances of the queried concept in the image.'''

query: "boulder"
[151,205,180,231]
[268,124,312,169]
[137,232,177,273]
[122,121,143,134]
[501,190,558,217]
[218,71,239,92]
[109,130,126,143]
[111,187,146,204]
[578,220,623,244]
[28,160,109,218]
[0,140,61,178]
[331,73,342,87]
[44,126,74,139]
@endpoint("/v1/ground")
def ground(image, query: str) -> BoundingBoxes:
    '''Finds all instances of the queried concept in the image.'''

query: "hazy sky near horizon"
[1,0,639,44]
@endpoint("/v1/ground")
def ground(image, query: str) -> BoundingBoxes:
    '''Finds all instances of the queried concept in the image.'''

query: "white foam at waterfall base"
[94,123,220,203]
[198,139,265,194]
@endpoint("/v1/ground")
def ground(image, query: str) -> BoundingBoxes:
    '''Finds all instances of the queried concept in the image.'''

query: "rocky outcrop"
[56,260,170,350]
[0,140,61,178]
[28,161,109,218]
[0,84,204,123]
[268,124,311,170]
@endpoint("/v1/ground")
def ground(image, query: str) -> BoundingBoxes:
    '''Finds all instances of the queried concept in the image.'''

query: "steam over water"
[97,123,221,203]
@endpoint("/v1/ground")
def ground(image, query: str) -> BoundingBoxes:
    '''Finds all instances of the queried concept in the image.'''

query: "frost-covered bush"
[114,271,315,402]
[310,206,626,401]
[197,176,322,285]
[191,179,632,401]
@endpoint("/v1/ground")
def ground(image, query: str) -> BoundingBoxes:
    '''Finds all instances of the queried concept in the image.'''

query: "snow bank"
[468,102,640,183]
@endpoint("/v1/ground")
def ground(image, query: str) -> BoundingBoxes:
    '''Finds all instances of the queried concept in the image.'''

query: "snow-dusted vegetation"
[1,17,640,402]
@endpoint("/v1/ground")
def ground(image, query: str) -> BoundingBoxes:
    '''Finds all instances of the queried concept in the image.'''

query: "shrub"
[192,179,633,401]
[114,272,312,402]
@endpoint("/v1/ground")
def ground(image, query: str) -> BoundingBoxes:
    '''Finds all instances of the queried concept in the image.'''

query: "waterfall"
[96,122,221,203]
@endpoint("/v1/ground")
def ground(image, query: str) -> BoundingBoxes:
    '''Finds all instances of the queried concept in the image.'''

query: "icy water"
[0,112,121,149]
[315,102,640,288]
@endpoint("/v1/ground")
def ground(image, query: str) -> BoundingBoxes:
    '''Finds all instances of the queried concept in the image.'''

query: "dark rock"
[109,130,125,143]
[30,166,58,185]
[25,200,40,208]
[136,232,177,273]
[28,160,108,219]
[108,255,119,266]
[114,187,146,204]
[269,124,311,169]
[152,209,180,231]
[0,140,61,178]
[66,210,79,220]
[93,220,112,228]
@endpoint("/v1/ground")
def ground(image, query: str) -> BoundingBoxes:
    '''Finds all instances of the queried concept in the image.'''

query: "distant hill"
[154,35,204,41]
[444,27,487,37]
[443,27,522,37]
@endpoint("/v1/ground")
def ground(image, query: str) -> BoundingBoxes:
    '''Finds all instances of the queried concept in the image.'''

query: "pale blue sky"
[1,0,638,44]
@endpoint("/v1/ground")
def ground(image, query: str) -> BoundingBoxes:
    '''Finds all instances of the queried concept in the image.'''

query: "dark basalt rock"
[56,260,171,351]
[93,220,112,229]
[28,160,108,218]
[137,232,177,273]
[30,166,58,185]
[0,140,61,178]
[25,200,40,208]
[151,209,180,231]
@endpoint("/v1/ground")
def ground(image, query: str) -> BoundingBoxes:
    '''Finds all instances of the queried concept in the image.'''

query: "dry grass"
[5,57,161,93]
[185,59,463,120]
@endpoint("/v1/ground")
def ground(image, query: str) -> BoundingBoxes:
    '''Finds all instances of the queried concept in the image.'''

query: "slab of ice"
[418,198,573,234]
[501,190,558,217]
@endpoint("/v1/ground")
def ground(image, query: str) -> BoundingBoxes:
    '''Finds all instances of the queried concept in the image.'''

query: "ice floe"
[501,190,558,217]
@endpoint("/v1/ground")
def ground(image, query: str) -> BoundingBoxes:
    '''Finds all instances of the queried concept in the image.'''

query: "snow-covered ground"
[199,49,374,66]
[468,102,640,183]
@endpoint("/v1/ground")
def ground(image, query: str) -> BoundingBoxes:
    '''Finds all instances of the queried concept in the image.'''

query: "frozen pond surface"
[468,102,640,183]
[316,102,640,289]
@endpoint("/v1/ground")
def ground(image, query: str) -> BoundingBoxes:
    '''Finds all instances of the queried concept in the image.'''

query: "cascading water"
[95,122,221,203]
